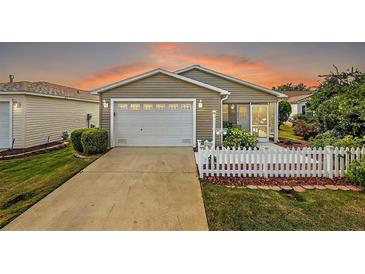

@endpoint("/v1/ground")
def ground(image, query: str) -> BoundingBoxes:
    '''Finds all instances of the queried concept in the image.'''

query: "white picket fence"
[197,146,365,179]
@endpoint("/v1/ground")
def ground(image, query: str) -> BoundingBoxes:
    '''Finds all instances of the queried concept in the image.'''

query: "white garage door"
[0,101,10,148]
[114,101,194,146]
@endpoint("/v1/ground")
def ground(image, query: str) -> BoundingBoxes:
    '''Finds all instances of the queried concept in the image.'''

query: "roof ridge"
[92,68,230,95]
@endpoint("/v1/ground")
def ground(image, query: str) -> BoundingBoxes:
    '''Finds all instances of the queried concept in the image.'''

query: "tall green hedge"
[70,128,89,153]
[80,128,108,155]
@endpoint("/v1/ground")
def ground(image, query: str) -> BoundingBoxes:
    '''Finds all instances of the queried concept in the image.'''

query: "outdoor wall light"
[13,101,22,109]
[102,99,109,108]
[230,104,235,110]
[198,99,203,108]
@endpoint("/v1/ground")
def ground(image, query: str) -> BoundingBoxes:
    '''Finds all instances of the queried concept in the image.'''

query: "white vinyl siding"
[24,95,99,147]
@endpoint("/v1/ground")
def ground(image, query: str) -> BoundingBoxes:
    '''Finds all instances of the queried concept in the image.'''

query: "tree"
[273,82,310,91]
[278,100,292,126]
[308,67,365,138]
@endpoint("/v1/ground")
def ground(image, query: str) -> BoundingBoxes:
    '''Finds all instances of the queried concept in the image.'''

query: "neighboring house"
[92,65,287,147]
[0,81,99,149]
[281,90,313,116]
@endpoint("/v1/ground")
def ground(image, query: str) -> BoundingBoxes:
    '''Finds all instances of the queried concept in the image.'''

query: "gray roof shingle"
[0,81,98,102]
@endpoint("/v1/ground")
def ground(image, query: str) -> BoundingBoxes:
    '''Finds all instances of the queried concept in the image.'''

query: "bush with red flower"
[293,119,320,140]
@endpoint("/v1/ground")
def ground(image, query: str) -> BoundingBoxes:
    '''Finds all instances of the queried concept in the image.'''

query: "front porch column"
[274,102,279,143]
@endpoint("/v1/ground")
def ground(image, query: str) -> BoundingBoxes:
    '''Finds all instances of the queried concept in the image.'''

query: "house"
[0,81,99,149]
[92,65,287,147]
[281,90,313,116]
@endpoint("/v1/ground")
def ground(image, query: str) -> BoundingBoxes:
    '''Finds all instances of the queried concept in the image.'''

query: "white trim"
[220,95,229,143]
[0,98,13,148]
[249,102,252,135]
[274,102,279,143]
[0,91,98,103]
[110,98,197,148]
[175,65,287,98]
[91,68,229,95]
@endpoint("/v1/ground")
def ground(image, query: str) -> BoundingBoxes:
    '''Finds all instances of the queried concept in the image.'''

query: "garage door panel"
[114,101,194,147]
[0,102,10,148]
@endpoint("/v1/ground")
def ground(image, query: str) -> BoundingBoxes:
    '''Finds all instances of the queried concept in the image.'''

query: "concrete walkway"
[3,148,208,231]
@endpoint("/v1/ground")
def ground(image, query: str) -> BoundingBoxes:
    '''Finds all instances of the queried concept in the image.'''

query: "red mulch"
[0,141,64,156]
[204,176,352,186]
[277,142,308,149]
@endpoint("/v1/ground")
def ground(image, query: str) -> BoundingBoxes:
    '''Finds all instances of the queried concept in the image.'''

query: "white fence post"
[263,147,268,178]
[325,146,334,179]
[197,140,203,178]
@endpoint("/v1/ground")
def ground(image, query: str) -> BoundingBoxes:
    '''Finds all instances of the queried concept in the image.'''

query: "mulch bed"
[204,176,352,186]
[0,141,68,160]
[277,138,308,149]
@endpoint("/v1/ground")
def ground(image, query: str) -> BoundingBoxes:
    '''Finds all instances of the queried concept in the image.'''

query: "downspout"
[220,94,229,143]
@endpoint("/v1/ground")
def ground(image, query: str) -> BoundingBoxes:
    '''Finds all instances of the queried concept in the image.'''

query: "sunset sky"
[1,42,364,90]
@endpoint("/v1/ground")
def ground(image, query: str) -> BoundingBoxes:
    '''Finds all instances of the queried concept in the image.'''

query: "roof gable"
[91,68,229,95]
[175,65,287,98]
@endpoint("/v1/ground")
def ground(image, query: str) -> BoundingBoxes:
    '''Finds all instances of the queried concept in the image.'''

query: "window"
[156,104,165,110]
[237,105,250,131]
[117,103,128,110]
[168,104,179,110]
[143,104,153,110]
[181,103,191,110]
[301,105,306,115]
[130,103,141,110]
[223,104,229,122]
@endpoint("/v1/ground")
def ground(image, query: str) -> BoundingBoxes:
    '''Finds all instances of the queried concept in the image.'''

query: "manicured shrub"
[334,135,365,148]
[293,119,320,140]
[80,128,108,155]
[309,131,365,148]
[223,128,257,149]
[308,131,338,148]
[71,128,89,153]
[346,157,365,186]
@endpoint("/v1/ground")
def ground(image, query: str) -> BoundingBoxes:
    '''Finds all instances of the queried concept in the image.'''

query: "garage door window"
[117,103,128,110]
[156,104,165,110]
[130,104,141,110]
[181,103,191,110]
[168,104,179,110]
[143,104,153,110]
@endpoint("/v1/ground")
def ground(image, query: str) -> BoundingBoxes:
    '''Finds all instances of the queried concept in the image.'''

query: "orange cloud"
[75,63,155,90]
[74,43,319,90]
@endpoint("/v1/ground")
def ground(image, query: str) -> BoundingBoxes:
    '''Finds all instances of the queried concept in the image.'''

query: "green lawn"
[202,183,365,230]
[0,145,95,228]
[279,124,304,141]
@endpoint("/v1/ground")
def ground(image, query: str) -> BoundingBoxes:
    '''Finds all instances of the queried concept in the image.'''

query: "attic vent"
[117,138,127,145]
[182,139,192,144]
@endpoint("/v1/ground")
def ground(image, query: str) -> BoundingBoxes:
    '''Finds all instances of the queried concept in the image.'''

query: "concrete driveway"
[3,148,208,231]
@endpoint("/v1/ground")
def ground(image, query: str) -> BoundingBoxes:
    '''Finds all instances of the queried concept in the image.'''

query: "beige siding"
[0,95,26,148]
[24,95,99,148]
[180,68,278,103]
[100,72,221,146]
